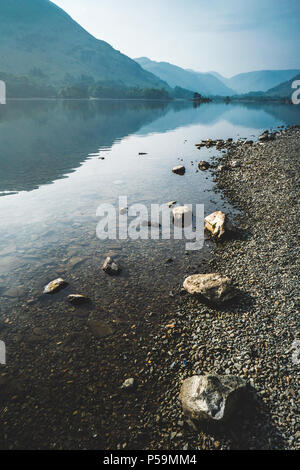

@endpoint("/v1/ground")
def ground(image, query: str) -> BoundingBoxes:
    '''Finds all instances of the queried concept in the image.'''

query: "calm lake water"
[0,100,300,320]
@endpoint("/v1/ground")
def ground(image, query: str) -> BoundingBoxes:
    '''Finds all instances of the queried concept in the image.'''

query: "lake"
[0,100,300,321]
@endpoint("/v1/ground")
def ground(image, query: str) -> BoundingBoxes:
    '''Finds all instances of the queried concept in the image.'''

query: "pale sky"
[52,0,300,77]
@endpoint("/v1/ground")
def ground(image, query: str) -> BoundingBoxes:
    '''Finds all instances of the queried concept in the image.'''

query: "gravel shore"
[0,127,299,450]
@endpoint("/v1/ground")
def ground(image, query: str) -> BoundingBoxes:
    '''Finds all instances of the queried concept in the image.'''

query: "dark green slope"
[0,0,169,89]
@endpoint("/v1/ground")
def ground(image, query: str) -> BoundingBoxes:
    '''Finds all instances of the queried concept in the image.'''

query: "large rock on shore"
[205,211,227,239]
[179,374,247,424]
[183,273,235,303]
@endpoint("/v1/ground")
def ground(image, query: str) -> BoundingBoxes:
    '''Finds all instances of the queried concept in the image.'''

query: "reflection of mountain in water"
[0,100,299,194]
[0,100,173,194]
[138,102,300,135]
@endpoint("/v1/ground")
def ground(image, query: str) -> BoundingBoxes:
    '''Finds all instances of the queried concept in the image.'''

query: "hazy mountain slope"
[135,58,235,96]
[264,74,300,98]
[212,70,300,94]
[0,0,169,89]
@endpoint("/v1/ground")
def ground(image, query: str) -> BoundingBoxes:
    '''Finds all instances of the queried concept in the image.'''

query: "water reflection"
[0,100,299,195]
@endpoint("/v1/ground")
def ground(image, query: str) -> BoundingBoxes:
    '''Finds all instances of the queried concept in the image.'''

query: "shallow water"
[0,100,299,320]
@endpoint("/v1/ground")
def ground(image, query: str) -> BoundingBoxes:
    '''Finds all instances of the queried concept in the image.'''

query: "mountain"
[135,58,235,96]
[264,74,300,98]
[0,0,169,90]
[212,70,300,94]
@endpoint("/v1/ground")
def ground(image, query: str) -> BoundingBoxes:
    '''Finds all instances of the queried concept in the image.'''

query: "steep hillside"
[0,0,169,89]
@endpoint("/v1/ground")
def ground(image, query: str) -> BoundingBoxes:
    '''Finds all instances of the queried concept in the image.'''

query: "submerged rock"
[89,319,114,338]
[172,206,192,227]
[172,165,186,175]
[179,374,247,425]
[43,278,68,294]
[183,273,235,303]
[205,211,227,239]
[102,257,121,276]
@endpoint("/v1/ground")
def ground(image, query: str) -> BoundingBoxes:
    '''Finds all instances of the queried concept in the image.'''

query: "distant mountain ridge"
[0,0,169,90]
[211,70,300,94]
[135,58,235,96]
[264,74,300,98]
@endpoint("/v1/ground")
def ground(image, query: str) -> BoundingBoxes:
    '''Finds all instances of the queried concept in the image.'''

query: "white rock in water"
[205,211,227,239]
[166,201,177,208]
[43,278,68,294]
[172,165,186,175]
[179,374,247,425]
[172,206,192,227]
[183,273,235,303]
[121,378,135,389]
[102,257,121,275]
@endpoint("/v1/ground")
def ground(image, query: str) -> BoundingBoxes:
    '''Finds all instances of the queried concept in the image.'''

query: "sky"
[52,0,300,77]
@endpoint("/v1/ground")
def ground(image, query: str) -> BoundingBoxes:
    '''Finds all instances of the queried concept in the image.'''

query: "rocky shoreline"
[0,127,299,450]
[140,126,300,450]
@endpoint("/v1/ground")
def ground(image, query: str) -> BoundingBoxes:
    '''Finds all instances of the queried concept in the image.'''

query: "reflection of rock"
[102,257,121,275]
[183,273,235,304]
[172,206,192,227]
[179,374,247,425]
[89,320,114,338]
[205,211,227,239]
[172,165,186,175]
[43,278,68,294]
[68,294,89,305]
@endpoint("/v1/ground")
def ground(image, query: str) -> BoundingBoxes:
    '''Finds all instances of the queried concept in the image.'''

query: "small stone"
[102,257,121,276]
[172,165,186,175]
[119,207,128,215]
[121,378,135,390]
[198,161,210,171]
[68,294,89,305]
